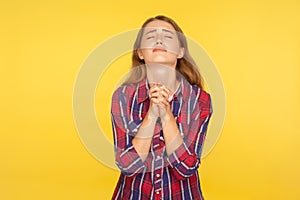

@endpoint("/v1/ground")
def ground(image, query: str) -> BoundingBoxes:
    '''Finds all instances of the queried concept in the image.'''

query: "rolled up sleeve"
[111,87,147,177]
[166,92,213,180]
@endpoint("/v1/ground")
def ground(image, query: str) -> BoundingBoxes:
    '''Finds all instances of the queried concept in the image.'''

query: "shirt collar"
[173,78,190,102]
[137,77,149,103]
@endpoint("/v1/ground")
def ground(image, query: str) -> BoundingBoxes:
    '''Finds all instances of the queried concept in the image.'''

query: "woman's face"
[137,20,184,68]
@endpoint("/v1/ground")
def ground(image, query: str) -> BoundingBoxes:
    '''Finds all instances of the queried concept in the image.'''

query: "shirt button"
[157,156,161,159]
[156,174,160,178]
[156,191,160,194]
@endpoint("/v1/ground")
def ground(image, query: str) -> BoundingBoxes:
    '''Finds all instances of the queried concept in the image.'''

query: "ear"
[177,47,185,59]
[136,49,144,60]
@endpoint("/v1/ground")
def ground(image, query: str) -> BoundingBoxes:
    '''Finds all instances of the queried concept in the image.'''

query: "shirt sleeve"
[111,87,147,177]
[166,91,213,180]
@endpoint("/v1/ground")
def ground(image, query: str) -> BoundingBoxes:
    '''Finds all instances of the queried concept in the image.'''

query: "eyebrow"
[144,28,175,35]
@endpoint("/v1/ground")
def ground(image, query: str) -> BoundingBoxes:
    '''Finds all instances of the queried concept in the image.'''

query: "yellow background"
[1,0,300,199]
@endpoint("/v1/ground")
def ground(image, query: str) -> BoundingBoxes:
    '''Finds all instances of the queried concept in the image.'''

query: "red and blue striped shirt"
[111,77,213,200]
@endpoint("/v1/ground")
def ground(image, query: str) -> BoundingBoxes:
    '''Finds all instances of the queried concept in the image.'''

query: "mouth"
[152,47,167,53]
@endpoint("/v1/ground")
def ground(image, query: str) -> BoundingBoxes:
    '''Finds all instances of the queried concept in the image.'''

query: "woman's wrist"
[140,111,158,128]
[161,111,174,127]
[148,110,159,121]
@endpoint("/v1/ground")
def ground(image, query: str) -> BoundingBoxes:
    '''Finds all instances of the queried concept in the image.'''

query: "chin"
[151,57,176,65]
[149,60,175,67]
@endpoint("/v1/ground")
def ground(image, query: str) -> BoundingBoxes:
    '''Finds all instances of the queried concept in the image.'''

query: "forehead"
[143,20,176,31]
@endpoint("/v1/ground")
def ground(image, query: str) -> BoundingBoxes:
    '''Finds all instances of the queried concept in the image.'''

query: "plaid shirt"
[111,77,213,200]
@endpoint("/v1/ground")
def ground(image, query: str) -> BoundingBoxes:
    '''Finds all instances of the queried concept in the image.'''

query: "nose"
[155,35,163,45]
[155,31,164,45]
[156,40,163,45]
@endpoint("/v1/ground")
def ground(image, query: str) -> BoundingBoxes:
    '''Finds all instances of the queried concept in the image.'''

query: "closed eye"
[146,36,155,40]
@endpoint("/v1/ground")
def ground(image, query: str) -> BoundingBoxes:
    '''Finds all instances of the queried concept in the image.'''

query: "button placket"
[153,150,162,197]
[153,122,163,199]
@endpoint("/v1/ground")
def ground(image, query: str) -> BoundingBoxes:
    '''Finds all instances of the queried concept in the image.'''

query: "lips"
[152,47,167,52]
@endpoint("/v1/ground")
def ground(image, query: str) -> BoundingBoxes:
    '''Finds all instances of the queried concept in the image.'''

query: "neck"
[145,63,178,92]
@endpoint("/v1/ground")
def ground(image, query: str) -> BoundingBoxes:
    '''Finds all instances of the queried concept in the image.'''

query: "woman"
[111,15,213,200]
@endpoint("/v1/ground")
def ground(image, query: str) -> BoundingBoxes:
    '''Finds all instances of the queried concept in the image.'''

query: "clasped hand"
[148,83,172,120]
